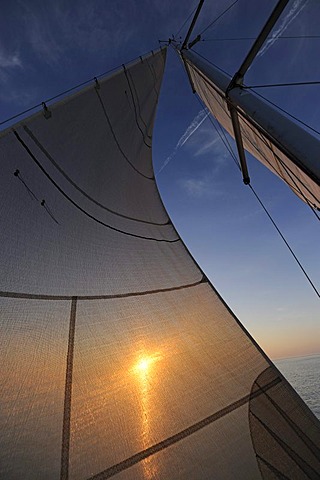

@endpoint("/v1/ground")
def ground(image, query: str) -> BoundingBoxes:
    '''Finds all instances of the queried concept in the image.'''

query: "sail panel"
[0,298,70,480]
[1,46,320,480]
[184,51,320,209]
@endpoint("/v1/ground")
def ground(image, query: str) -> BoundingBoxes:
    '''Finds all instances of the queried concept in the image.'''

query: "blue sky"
[0,0,319,359]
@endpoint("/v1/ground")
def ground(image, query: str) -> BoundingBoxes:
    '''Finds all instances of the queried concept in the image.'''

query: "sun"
[137,358,152,372]
[132,353,162,376]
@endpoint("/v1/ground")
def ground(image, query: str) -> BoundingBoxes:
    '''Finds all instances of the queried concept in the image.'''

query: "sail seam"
[251,411,319,479]
[0,277,205,301]
[86,376,282,480]
[257,381,320,459]
[60,296,77,480]
[256,455,291,479]
[13,130,179,243]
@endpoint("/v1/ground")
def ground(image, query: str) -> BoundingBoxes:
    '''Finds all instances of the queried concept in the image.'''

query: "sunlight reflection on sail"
[131,352,163,479]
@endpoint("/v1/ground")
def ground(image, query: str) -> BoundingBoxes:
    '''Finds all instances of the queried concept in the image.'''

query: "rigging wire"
[203,35,320,41]
[248,184,319,298]
[245,81,320,88]
[191,85,320,298]
[199,0,240,36]
[175,4,198,37]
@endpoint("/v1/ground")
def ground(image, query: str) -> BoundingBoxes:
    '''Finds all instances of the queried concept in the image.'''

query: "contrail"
[158,108,209,174]
[257,0,308,58]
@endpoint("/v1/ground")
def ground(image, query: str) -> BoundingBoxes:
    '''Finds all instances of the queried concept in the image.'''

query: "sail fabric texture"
[183,50,320,210]
[1,47,320,480]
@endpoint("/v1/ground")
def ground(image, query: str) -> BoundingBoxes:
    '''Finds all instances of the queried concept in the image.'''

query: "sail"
[182,50,320,210]
[1,46,320,480]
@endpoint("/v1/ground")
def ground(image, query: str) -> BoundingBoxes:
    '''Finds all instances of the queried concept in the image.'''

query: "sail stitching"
[13,130,179,243]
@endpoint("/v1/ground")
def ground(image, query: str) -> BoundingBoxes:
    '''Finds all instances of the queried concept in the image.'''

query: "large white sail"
[1,47,320,480]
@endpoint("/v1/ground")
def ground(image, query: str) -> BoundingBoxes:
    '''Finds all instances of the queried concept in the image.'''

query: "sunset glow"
[132,354,161,376]
[131,351,163,478]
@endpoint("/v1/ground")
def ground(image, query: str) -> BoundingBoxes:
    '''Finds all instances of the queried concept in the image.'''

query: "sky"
[0,0,319,360]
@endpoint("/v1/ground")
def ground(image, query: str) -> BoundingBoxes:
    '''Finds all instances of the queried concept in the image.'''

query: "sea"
[275,354,320,420]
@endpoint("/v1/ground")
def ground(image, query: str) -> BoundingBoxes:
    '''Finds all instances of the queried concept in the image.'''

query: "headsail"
[182,49,320,210]
[1,46,320,480]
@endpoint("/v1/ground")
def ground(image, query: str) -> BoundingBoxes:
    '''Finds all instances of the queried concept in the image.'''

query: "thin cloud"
[20,1,138,64]
[0,50,22,69]
[0,45,23,83]
[180,177,212,198]
[158,108,209,173]
[257,0,309,58]
[179,169,226,199]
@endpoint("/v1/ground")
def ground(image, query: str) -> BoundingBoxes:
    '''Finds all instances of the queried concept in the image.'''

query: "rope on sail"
[23,126,169,226]
[123,65,152,148]
[13,130,179,243]
[94,88,154,178]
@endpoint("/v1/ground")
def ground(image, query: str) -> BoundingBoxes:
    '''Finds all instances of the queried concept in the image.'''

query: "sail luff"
[182,49,320,208]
